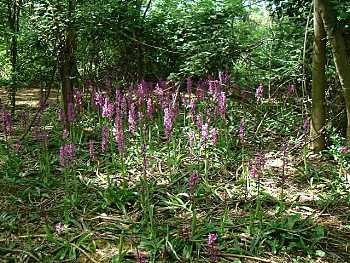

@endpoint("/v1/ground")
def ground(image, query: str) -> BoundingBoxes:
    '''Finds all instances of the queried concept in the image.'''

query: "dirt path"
[0,87,59,109]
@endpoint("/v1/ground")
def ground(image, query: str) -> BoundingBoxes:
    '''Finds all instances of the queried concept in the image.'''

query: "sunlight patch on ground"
[0,88,59,108]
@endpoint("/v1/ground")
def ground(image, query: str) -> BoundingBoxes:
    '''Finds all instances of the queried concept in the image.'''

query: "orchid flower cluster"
[249,152,266,179]
[188,171,200,194]
[55,75,230,169]
[59,143,76,167]
[2,110,12,137]
[207,232,219,262]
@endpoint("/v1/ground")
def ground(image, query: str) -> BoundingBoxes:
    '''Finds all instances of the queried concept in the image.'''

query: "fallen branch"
[219,252,273,263]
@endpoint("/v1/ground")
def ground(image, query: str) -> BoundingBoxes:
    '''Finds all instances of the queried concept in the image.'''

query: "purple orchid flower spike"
[128,103,137,135]
[189,171,200,193]
[207,233,219,262]
[164,106,173,140]
[255,83,264,100]
[113,113,125,154]
[210,128,218,145]
[239,119,245,144]
[59,143,76,167]
[101,125,109,152]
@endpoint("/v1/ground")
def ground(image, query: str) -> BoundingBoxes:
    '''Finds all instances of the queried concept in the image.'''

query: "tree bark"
[318,0,350,145]
[311,0,327,151]
[8,0,21,115]
[60,0,76,126]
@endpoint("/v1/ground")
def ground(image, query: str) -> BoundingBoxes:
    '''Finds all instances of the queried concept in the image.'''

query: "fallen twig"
[220,252,273,263]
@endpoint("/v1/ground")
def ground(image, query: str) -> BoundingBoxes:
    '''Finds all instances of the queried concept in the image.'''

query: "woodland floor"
[0,88,350,263]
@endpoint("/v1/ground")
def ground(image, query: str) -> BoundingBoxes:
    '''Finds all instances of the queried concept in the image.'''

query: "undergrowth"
[1,79,350,263]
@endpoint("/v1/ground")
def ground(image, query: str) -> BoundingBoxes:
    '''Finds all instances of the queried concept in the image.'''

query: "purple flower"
[101,125,109,152]
[55,223,65,235]
[88,140,95,161]
[164,107,173,139]
[171,93,179,118]
[95,92,107,110]
[255,152,265,171]
[121,96,127,116]
[205,107,211,125]
[201,123,209,142]
[136,251,146,263]
[154,83,164,96]
[219,70,229,85]
[287,84,296,96]
[207,233,219,262]
[67,102,75,123]
[95,92,105,108]
[65,143,75,157]
[255,83,264,99]
[196,113,203,130]
[138,81,147,104]
[208,233,218,246]
[189,98,196,121]
[217,92,226,119]
[208,80,220,95]
[128,103,137,135]
[59,143,76,167]
[74,89,83,112]
[340,146,348,155]
[210,128,218,145]
[249,161,257,178]
[239,119,245,144]
[189,172,200,193]
[147,97,154,119]
[2,111,12,136]
[115,89,122,106]
[112,115,125,154]
[102,98,114,120]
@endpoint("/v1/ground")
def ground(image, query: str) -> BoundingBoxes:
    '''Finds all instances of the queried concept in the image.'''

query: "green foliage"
[1,0,350,262]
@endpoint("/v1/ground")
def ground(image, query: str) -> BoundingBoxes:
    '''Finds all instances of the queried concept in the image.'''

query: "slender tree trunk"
[311,0,327,151]
[319,0,350,145]
[8,0,21,115]
[60,0,76,126]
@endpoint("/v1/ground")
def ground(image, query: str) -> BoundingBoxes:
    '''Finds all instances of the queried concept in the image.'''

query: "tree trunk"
[319,0,350,145]
[8,0,21,115]
[60,0,76,126]
[311,0,327,151]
